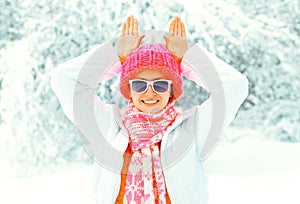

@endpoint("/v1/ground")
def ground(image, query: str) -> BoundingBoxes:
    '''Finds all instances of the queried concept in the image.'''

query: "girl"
[50,16,248,204]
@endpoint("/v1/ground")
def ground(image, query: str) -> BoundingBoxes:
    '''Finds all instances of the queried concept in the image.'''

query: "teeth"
[143,100,158,104]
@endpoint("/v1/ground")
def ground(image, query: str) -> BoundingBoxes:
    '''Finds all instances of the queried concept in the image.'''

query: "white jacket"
[50,40,249,204]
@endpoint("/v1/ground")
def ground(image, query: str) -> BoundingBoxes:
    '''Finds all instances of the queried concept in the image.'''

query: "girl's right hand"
[117,15,145,64]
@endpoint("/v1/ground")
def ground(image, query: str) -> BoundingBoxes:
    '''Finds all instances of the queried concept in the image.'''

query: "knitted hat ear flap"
[119,43,183,100]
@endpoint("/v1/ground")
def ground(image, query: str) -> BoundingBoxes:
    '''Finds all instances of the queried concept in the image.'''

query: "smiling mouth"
[142,100,159,104]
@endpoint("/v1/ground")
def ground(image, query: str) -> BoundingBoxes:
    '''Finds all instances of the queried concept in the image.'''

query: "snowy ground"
[1,136,300,204]
[205,136,300,204]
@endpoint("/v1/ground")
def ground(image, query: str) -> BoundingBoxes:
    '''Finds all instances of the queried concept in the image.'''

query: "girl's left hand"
[164,16,188,63]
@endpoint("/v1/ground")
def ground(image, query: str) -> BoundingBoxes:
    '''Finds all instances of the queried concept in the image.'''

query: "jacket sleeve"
[50,41,122,156]
[181,43,249,160]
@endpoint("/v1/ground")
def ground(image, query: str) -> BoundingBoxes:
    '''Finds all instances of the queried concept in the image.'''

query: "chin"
[141,105,164,114]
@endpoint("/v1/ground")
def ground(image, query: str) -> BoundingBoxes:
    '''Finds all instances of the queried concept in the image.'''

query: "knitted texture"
[122,101,177,204]
[119,43,183,100]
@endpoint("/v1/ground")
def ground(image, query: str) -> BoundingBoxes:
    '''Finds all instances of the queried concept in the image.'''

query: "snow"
[0,164,96,204]
[1,136,300,204]
[205,136,300,204]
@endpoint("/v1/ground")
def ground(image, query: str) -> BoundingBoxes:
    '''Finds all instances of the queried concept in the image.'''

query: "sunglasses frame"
[129,79,172,94]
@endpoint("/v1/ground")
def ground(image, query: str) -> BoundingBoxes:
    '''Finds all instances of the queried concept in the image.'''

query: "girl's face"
[130,70,172,114]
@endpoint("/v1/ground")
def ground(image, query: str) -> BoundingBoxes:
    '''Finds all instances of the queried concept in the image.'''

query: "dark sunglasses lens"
[153,81,169,93]
[131,81,147,93]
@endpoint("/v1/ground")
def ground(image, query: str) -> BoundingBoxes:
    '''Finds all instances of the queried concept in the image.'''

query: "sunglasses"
[129,79,172,94]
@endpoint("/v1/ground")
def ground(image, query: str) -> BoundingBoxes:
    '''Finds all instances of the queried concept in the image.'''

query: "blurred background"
[0,0,300,203]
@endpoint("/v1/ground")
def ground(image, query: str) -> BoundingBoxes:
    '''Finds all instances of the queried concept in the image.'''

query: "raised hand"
[164,16,188,63]
[117,15,145,64]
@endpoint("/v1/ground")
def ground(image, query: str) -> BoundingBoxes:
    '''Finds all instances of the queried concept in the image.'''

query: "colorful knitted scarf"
[122,101,177,204]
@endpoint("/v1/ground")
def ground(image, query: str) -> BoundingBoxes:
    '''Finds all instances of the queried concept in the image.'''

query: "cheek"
[129,90,136,101]
[131,94,139,103]
[162,92,172,103]
[131,94,144,108]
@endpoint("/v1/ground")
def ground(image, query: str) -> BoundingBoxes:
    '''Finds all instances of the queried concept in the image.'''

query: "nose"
[144,85,156,95]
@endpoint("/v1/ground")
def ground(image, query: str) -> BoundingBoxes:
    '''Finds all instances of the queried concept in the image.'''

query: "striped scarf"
[122,101,177,204]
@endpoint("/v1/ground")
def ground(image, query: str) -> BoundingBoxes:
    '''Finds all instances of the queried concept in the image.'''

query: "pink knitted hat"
[119,43,183,100]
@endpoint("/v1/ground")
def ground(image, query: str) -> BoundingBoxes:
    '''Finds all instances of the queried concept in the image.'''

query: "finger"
[133,18,138,36]
[137,34,145,46]
[130,16,134,34]
[163,35,171,47]
[163,35,168,43]
[169,18,175,36]
[126,16,130,34]
[178,19,182,36]
[182,23,186,37]
[120,22,126,36]
[178,17,182,35]
[175,16,179,35]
